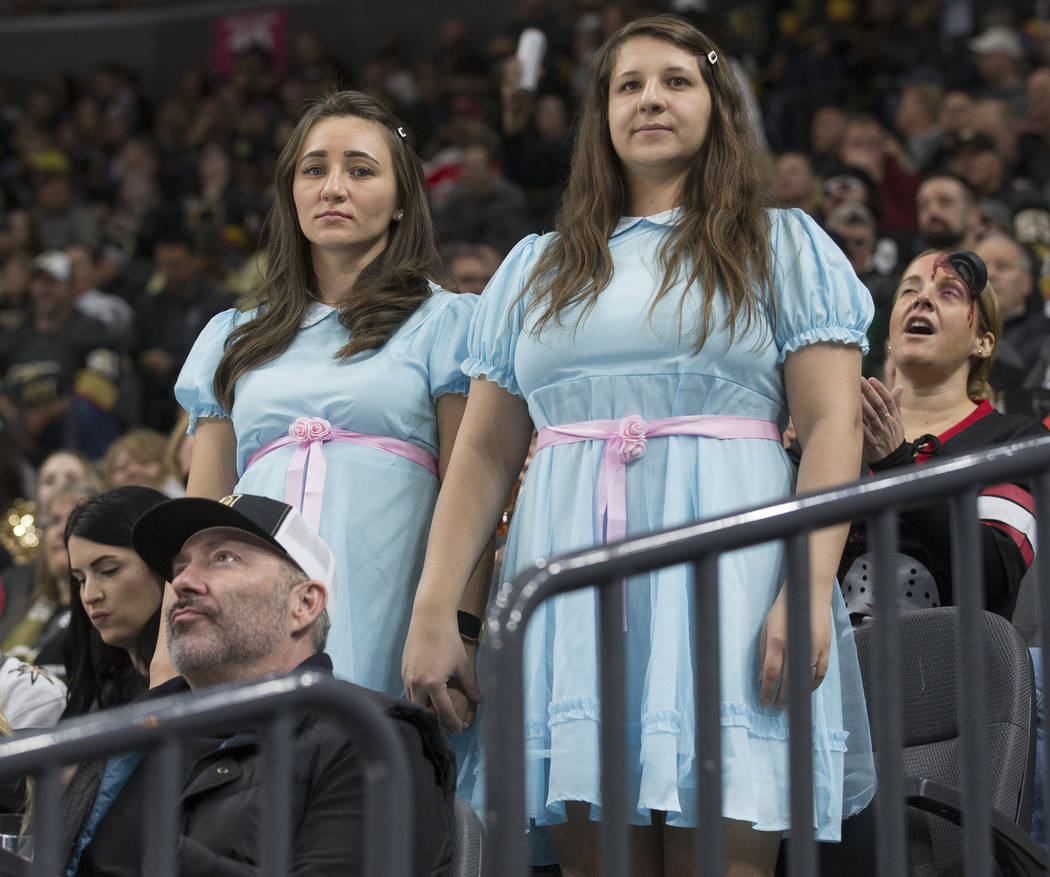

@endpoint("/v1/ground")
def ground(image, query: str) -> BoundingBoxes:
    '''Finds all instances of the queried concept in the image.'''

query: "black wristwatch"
[457,610,482,644]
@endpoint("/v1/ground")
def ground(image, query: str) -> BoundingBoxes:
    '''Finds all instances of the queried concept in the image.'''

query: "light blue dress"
[176,291,476,695]
[459,208,876,839]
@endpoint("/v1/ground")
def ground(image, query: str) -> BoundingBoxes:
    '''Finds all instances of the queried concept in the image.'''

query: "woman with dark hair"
[176,91,479,695]
[403,15,875,875]
[63,486,167,717]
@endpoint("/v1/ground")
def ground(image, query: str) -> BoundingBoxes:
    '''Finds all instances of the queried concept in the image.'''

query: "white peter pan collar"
[301,299,336,328]
[612,207,683,237]
[299,281,441,329]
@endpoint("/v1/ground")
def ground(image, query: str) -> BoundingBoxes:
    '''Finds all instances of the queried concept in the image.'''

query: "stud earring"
[394,211,404,221]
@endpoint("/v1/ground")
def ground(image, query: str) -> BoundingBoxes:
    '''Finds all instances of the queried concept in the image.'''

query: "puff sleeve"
[769,208,874,363]
[174,307,254,433]
[424,291,478,400]
[461,234,541,398]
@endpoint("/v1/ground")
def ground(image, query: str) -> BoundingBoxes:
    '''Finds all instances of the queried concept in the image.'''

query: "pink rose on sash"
[289,416,332,442]
[306,417,332,440]
[616,414,647,462]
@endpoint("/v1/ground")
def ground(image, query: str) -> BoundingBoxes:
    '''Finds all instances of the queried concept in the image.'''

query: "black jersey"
[839,400,1046,622]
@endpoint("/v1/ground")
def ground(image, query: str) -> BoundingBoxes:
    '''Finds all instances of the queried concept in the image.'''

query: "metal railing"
[481,433,1050,877]
[0,671,414,877]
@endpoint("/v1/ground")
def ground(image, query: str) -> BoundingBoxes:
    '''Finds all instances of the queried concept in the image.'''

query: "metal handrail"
[0,671,414,877]
[482,432,1050,877]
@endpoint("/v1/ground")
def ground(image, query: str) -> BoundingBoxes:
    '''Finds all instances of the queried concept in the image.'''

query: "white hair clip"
[707,50,718,65]
[396,126,408,140]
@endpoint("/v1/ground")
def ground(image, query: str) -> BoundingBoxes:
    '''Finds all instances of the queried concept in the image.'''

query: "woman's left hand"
[402,609,483,734]
[758,585,831,710]
[860,377,905,463]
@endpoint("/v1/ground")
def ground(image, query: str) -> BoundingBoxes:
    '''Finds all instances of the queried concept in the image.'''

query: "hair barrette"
[396,126,408,140]
[707,50,718,65]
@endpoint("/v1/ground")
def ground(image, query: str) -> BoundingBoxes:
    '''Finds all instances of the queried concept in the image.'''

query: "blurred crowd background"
[0,0,1049,542]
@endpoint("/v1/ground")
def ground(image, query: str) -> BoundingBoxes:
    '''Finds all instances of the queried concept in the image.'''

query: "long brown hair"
[967,277,1001,401]
[522,15,773,349]
[213,91,451,411]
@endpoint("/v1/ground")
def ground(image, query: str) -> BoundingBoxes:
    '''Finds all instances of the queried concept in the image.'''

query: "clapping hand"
[860,377,905,463]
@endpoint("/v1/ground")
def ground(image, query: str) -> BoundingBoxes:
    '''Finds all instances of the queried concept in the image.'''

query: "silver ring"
[809,662,817,669]
[462,720,471,729]
[881,411,890,420]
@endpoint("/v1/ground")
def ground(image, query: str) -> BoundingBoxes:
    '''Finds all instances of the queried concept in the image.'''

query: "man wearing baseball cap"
[59,494,455,875]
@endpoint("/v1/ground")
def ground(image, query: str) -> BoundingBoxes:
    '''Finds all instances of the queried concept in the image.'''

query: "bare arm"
[434,393,499,728]
[403,378,533,731]
[435,394,466,480]
[759,343,863,708]
[149,583,179,688]
[435,395,499,614]
[186,417,239,499]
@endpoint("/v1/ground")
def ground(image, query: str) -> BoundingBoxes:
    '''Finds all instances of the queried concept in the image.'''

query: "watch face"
[458,610,482,640]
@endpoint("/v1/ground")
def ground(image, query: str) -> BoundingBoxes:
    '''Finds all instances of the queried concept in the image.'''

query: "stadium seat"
[451,795,482,877]
[823,607,1046,875]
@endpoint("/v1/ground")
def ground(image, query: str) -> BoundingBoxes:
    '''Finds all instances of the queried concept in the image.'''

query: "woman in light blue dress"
[176,92,478,695]
[403,16,875,876]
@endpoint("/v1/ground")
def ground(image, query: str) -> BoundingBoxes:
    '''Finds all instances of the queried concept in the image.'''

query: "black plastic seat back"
[852,607,1036,875]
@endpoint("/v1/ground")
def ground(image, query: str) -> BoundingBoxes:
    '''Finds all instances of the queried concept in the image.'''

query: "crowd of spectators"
[0,3,1047,467]
[0,0,1048,867]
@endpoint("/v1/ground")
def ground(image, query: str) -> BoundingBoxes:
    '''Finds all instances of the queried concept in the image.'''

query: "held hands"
[402,609,483,734]
[758,585,832,710]
[860,377,905,463]
[447,641,480,730]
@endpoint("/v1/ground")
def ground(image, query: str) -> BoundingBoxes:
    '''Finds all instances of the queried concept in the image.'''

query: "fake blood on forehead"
[929,253,978,327]
[930,253,951,281]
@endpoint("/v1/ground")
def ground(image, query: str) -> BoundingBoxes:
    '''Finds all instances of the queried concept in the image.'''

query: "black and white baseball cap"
[132,494,337,616]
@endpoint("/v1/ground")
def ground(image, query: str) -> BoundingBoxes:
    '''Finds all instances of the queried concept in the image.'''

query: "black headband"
[946,250,988,297]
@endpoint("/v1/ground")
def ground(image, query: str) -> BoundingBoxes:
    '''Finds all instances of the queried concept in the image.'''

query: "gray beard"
[168,589,287,683]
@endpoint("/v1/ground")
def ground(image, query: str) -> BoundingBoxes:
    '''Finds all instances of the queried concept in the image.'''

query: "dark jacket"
[839,401,1047,622]
[60,654,455,876]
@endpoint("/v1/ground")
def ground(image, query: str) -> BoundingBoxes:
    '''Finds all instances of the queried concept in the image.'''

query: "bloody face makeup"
[890,252,992,372]
[944,250,988,297]
[930,250,987,327]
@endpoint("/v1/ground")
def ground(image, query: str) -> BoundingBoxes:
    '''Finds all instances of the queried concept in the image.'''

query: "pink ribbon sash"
[246,416,438,530]
[535,413,781,627]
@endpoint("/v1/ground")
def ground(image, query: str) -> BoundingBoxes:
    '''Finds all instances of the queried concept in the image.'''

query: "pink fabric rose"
[615,414,647,462]
[289,416,333,442]
[306,417,332,440]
